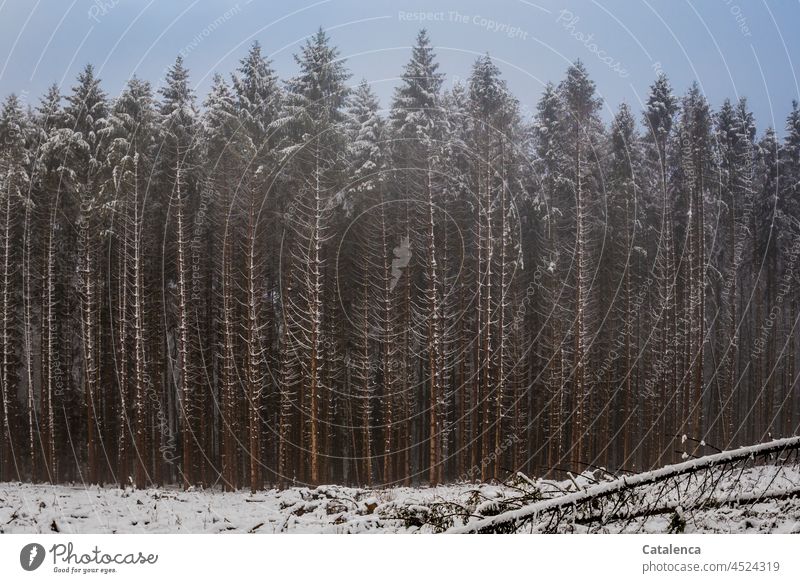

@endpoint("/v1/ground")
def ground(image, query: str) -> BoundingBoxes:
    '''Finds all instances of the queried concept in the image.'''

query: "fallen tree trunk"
[449,436,800,533]
[574,486,800,526]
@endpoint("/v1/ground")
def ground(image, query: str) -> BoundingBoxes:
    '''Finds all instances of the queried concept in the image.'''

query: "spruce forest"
[1,28,799,493]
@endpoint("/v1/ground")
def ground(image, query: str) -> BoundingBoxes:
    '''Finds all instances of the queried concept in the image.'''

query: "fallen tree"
[448,436,800,533]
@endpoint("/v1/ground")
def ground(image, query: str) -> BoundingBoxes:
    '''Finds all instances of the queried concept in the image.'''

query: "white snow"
[450,440,800,533]
[2,461,798,534]
[0,482,509,534]
[3,440,800,534]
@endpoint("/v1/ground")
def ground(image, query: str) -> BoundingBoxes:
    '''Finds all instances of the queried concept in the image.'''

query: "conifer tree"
[0,95,29,482]
[642,74,678,464]
[62,65,108,485]
[101,77,157,486]
[279,29,350,484]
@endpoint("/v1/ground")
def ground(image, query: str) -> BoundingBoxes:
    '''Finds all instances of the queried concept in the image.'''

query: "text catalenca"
[643,545,701,555]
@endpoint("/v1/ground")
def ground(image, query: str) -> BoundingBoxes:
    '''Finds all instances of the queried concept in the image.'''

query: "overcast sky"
[0,0,798,134]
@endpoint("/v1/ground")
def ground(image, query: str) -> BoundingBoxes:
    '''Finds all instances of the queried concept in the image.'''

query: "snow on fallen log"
[573,485,800,526]
[449,435,800,533]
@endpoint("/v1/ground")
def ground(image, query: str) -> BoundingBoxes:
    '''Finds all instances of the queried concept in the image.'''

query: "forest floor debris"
[1,462,798,533]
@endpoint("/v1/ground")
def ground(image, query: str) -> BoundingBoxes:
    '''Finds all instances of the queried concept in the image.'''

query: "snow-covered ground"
[1,464,798,534]
[0,482,513,534]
